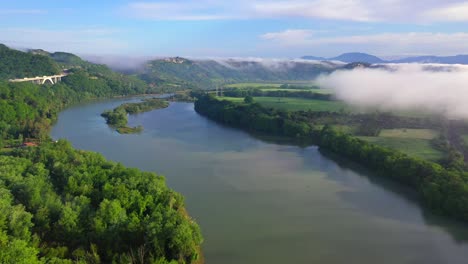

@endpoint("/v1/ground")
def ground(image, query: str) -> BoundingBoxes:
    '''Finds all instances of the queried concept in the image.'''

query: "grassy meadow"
[225,83,282,88]
[221,96,350,112]
[358,129,442,161]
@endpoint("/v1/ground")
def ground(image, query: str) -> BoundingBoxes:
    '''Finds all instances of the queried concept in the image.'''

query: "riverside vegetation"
[194,94,468,223]
[101,98,169,134]
[0,45,202,263]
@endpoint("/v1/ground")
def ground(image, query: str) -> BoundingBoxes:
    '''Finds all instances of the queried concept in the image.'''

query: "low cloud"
[202,57,341,71]
[316,64,468,119]
[83,55,157,72]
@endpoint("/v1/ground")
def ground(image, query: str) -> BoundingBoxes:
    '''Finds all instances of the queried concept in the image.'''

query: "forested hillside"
[0,44,60,79]
[139,57,337,89]
[0,45,203,263]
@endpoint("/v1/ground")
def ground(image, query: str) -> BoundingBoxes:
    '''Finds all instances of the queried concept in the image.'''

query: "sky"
[1,0,468,58]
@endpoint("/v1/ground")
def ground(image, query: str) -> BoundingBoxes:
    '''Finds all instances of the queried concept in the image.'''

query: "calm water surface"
[51,98,468,264]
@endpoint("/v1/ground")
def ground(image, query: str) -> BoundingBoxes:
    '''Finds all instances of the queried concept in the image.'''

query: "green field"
[378,129,439,139]
[333,125,357,134]
[259,88,333,94]
[225,83,282,88]
[225,82,321,88]
[221,96,350,112]
[462,135,468,145]
[358,129,442,161]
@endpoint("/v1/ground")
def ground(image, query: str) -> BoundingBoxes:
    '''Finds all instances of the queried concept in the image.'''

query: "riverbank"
[101,98,169,134]
[194,94,468,224]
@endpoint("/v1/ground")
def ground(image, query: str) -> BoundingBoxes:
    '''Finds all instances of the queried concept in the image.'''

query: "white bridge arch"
[9,73,68,85]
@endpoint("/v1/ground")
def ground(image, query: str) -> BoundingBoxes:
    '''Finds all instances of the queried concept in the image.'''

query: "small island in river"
[101,98,169,133]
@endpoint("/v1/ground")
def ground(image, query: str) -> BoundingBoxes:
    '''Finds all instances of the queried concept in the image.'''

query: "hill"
[330,52,385,63]
[0,44,60,79]
[138,57,338,89]
[302,52,384,64]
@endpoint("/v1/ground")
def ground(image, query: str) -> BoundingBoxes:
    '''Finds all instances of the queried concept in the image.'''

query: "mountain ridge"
[302,52,468,64]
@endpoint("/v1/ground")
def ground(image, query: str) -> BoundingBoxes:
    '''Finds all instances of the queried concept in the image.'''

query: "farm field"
[225,83,282,88]
[378,129,439,139]
[225,82,320,88]
[259,88,333,94]
[358,129,442,161]
[462,135,468,145]
[221,96,350,112]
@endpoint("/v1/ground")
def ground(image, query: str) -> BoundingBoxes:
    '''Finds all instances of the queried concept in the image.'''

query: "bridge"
[9,73,68,85]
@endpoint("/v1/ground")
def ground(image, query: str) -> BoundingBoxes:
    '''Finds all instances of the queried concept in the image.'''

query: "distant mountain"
[302,52,384,64]
[301,55,326,61]
[138,57,339,89]
[330,53,385,64]
[302,52,468,65]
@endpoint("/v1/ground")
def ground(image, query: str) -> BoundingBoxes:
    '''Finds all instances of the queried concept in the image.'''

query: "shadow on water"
[318,148,468,244]
[192,108,468,244]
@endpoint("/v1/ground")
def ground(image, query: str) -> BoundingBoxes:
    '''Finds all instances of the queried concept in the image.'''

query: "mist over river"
[51,98,468,264]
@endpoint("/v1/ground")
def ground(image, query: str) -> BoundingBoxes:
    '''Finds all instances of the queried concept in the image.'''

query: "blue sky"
[1,0,468,58]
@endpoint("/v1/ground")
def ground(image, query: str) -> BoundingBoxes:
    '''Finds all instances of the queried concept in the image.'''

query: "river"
[51,98,468,264]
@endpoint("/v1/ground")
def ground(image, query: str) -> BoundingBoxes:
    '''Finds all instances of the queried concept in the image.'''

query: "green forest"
[0,45,202,263]
[1,141,202,263]
[0,44,60,80]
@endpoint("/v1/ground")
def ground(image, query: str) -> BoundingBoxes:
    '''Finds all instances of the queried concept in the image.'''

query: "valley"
[2,43,468,264]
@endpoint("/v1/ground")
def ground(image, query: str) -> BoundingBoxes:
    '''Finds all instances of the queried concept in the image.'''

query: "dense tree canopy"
[0,141,202,263]
[223,88,332,101]
[0,44,60,80]
[0,45,203,263]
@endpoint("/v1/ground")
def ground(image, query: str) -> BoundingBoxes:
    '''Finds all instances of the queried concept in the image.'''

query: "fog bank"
[316,64,468,119]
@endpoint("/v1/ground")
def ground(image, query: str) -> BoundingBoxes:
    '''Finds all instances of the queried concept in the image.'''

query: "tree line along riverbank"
[194,94,468,223]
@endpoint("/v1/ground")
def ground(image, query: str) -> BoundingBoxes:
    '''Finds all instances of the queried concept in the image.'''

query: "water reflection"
[52,100,468,264]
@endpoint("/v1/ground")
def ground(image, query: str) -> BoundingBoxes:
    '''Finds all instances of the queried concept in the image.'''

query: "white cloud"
[124,1,245,20]
[261,29,314,45]
[123,0,468,22]
[424,2,468,21]
[252,0,374,21]
[260,30,468,55]
[0,27,127,54]
[316,64,468,118]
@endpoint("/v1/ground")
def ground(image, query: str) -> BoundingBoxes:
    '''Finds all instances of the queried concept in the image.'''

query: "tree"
[244,95,254,104]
